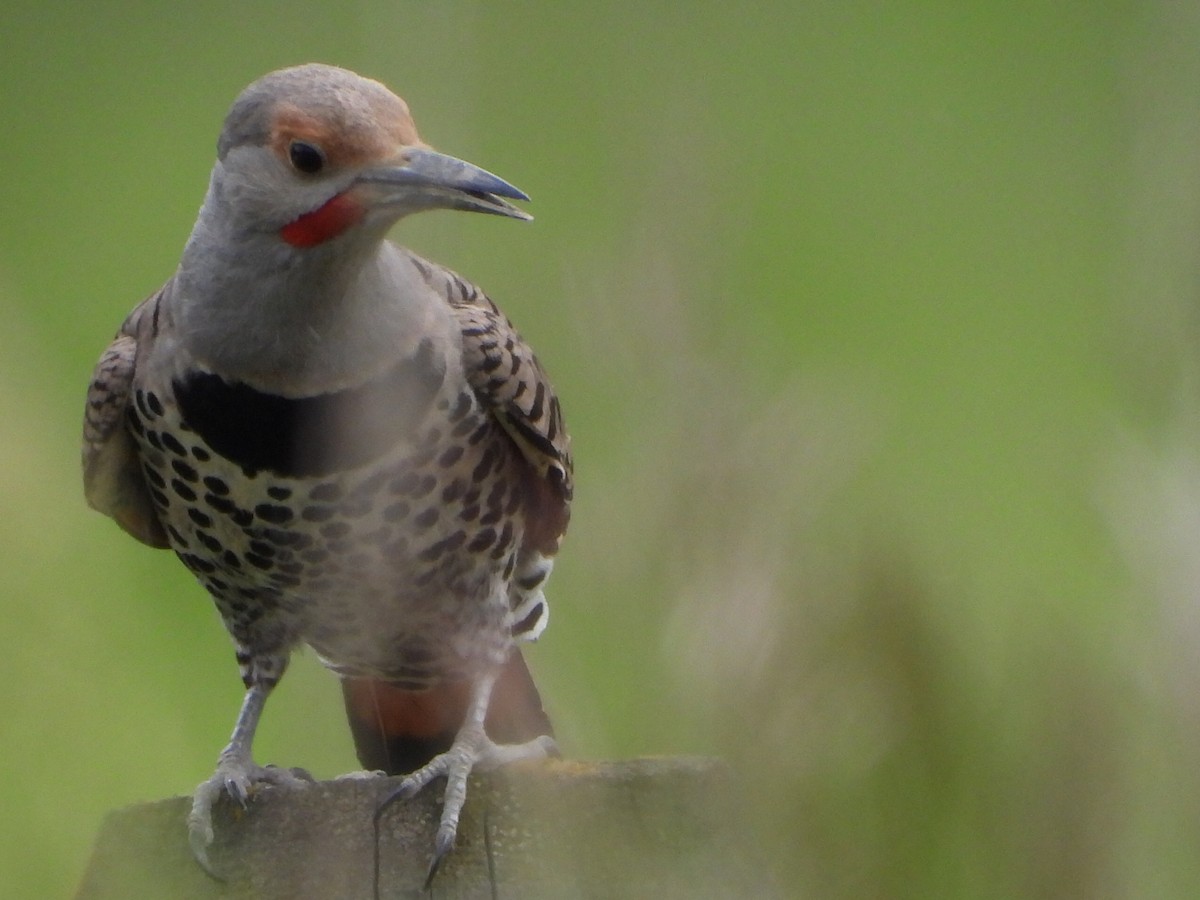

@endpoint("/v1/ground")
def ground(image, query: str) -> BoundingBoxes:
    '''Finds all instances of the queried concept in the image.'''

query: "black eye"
[288,140,325,174]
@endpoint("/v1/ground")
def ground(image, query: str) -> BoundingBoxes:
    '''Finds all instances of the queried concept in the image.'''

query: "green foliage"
[4,1,1199,897]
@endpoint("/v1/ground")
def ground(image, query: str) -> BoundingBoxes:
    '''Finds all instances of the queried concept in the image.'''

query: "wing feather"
[82,289,169,548]
[413,256,572,552]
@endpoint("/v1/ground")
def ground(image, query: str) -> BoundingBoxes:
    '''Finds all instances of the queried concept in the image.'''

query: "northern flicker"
[81,63,571,880]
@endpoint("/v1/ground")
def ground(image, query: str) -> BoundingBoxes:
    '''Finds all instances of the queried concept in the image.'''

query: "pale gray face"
[206,64,422,240]
[172,64,530,391]
[205,63,529,244]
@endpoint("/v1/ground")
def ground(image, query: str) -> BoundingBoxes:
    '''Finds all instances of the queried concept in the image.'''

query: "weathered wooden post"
[76,757,777,898]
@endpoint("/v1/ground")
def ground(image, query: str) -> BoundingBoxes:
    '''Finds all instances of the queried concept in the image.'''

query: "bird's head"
[209,63,530,249]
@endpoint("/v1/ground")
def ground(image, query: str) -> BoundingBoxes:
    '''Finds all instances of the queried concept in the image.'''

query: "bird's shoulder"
[405,252,573,503]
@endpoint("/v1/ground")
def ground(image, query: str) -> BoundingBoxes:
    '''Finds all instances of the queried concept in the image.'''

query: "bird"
[81,63,572,882]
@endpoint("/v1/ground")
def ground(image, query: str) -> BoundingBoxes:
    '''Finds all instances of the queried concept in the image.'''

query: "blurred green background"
[5,1,1200,896]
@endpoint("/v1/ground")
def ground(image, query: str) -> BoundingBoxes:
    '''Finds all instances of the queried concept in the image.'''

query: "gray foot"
[392,728,558,882]
[187,758,311,877]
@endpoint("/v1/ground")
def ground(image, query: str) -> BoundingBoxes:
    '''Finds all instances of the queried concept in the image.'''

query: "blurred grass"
[5,0,1200,897]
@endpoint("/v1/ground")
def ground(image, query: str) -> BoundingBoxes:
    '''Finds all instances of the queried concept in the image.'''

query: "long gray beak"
[358,147,532,221]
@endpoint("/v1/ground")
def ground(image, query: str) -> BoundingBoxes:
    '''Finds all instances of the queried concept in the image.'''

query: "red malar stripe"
[280,192,365,247]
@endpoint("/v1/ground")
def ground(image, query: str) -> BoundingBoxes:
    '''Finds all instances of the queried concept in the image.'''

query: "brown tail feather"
[341,650,554,775]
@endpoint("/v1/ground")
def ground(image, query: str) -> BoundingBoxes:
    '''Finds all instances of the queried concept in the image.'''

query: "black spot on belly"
[471,447,497,483]
[366,526,394,547]
[301,505,336,523]
[467,423,491,446]
[203,476,230,496]
[438,445,464,467]
[172,342,445,478]
[172,459,199,482]
[484,481,506,512]
[467,527,497,552]
[263,528,307,548]
[339,496,371,518]
[310,482,343,502]
[442,479,465,503]
[245,552,273,571]
[171,479,197,502]
[188,508,213,529]
[390,472,420,496]
[205,493,236,515]
[254,504,293,524]
[383,501,410,522]
[197,531,222,553]
[181,553,216,574]
[267,485,293,501]
[351,471,389,498]
[320,521,352,540]
[161,432,188,457]
[492,522,515,559]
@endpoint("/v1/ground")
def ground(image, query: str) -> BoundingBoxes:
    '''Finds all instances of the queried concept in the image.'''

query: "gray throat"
[171,202,443,396]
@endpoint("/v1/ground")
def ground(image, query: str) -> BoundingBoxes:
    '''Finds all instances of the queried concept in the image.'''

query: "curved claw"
[424,827,457,889]
[187,762,311,878]
[187,778,226,880]
[375,729,557,893]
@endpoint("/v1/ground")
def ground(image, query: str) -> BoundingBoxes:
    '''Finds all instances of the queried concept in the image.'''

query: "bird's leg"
[188,670,311,877]
[376,668,558,886]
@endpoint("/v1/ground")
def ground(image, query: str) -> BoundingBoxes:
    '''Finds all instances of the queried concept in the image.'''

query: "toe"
[333,768,386,782]
[258,765,312,789]
[187,779,225,879]
[475,733,558,770]
[187,759,306,877]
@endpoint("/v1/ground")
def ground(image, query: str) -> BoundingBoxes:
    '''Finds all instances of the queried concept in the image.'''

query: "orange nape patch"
[279,192,365,247]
